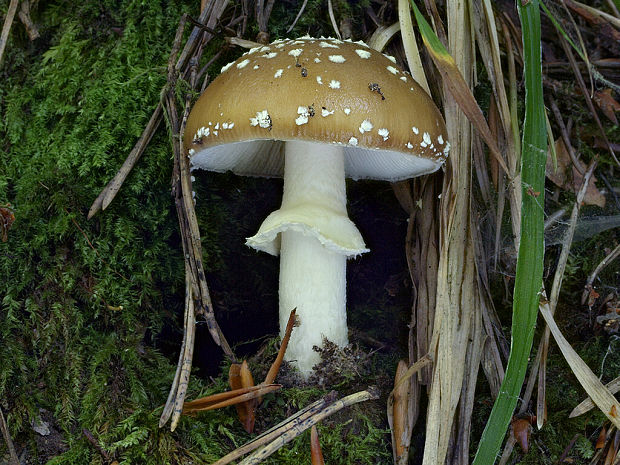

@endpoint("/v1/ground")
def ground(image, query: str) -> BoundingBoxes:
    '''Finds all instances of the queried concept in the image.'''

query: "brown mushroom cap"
[184,36,449,181]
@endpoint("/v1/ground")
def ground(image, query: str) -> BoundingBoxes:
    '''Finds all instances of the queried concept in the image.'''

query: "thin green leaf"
[472,0,547,463]
[539,1,586,62]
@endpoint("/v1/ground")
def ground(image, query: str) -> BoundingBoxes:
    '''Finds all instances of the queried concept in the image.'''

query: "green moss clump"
[0,0,207,462]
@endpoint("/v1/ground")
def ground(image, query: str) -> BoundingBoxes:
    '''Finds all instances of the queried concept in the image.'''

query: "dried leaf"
[0,205,15,242]
[593,89,620,125]
[410,0,509,176]
[511,418,532,453]
[546,138,605,208]
[310,425,325,465]
[603,429,619,465]
[238,360,257,433]
[229,363,242,390]
[596,426,607,449]
[387,357,430,464]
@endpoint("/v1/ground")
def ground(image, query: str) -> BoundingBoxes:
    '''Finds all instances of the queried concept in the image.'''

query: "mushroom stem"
[279,141,349,376]
[247,140,368,377]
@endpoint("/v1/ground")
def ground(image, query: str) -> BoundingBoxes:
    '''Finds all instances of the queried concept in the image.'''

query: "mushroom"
[184,36,449,377]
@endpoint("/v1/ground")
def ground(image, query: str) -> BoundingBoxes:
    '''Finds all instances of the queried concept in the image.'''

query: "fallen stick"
[183,384,281,413]
[212,388,379,465]
[0,406,19,465]
[0,0,19,67]
[239,389,379,465]
[211,397,330,465]
[88,104,162,219]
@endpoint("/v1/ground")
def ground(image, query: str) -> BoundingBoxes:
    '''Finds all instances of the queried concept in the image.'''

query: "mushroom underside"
[190,139,443,181]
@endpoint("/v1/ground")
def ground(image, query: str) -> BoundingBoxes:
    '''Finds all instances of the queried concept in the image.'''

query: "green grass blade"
[472,1,547,463]
[539,1,586,62]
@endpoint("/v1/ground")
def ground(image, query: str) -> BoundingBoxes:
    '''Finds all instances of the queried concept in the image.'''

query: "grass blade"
[539,304,620,429]
[472,1,547,463]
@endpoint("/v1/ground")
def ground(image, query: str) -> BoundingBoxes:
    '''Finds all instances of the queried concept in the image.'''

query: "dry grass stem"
[237,389,379,465]
[287,0,309,33]
[366,22,400,54]
[0,406,19,465]
[570,376,620,418]
[327,0,342,40]
[537,159,597,428]
[582,244,620,305]
[407,180,440,386]
[421,0,480,462]
[0,0,19,67]
[212,390,378,465]
[449,294,484,465]
[398,0,430,93]
[211,399,327,465]
[539,303,620,429]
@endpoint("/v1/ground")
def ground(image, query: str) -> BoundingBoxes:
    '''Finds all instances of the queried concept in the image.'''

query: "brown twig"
[0,0,20,67]
[17,0,38,40]
[183,384,282,413]
[0,406,19,465]
[88,104,163,219]
[159,2,236,431]
[213,389,378,465]
[82,428,112,462]
[263,309,296,386]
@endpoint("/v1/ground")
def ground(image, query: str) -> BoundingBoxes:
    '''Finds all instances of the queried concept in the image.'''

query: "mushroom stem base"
[279,230,348,376]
